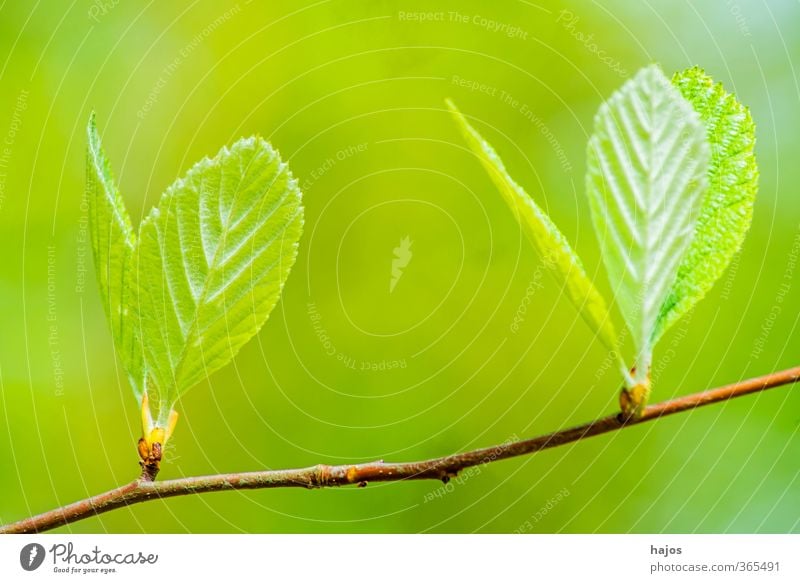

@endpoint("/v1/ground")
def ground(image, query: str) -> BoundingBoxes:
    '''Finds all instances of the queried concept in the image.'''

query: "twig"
[2,365,798,534]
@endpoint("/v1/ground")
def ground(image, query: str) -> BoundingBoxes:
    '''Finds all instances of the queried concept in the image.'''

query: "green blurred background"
[0,0,798,533]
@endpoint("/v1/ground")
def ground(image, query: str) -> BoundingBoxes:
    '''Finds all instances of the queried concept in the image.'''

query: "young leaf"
[87,113,146,400]
[653,67,758,341]
[586,65,709,382]
[134,138,303,421]
[447,99,623,363]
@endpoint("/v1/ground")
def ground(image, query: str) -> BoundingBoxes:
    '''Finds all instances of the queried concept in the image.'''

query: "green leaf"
[653,67,758,341]
[447,99,622,361]
[87,113,146,400]
[134,137,303,420]
[586,65,710,381]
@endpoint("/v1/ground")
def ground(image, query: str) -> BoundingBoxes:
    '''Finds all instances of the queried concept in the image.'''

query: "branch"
[2,365,798,534]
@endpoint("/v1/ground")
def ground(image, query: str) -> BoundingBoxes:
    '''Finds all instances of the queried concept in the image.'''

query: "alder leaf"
[447,99,623,361]
[134,137,303,420]
[653,67,758,341]
[87,113,146,400]
[586,65,709,382]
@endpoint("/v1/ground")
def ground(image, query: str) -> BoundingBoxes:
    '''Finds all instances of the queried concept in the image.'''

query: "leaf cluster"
[449,65,757,415]
[87,117,303,430]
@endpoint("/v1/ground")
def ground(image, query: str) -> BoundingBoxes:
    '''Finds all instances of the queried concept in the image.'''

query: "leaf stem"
[2,365,797,534]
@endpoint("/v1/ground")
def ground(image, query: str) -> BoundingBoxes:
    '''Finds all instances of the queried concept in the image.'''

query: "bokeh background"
[0,0,798,533]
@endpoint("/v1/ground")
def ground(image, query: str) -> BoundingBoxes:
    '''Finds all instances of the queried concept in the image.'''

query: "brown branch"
[2,365,798,534]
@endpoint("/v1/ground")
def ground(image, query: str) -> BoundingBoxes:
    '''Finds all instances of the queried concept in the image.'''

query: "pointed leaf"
[653,67,758,340]
[134,137,303,418]
[87,114,146,400]
[447,99,621,357]
[586,65,709,378]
